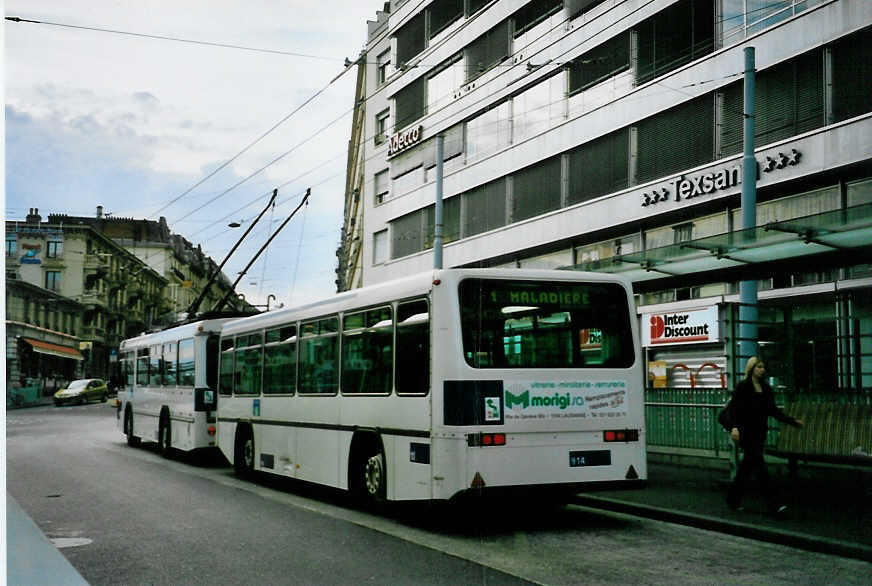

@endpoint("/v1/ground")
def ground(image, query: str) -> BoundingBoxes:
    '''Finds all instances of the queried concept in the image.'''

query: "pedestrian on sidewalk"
[721,356,804,515]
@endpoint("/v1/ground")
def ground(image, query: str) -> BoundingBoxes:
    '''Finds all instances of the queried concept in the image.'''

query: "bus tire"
[350,435,386,506]
[158,410,172,458]
[234,425,255,477]
[125,407,141,447]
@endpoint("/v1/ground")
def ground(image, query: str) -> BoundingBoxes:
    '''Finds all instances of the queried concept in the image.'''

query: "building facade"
[6,209,167,388]
[346,0,871,395]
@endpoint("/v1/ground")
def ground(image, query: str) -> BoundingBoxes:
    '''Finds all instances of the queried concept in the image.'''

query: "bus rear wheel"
[358,447,387,505]
[234,426,255,477]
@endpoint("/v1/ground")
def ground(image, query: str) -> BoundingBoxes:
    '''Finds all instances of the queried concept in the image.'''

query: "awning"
[21,338,84,361]
[567,203,872,283]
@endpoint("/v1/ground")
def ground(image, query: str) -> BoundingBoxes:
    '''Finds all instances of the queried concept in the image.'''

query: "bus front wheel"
[234,426,255,477]
[124,408,141,447]
[158,412,172,458]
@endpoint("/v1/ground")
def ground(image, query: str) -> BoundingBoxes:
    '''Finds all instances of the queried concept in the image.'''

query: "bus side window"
[299,317,338,395]
[149,345,162,386]
[178,338,195,387]
[341,306,392,395]
[219,337,234,396]
[234,333,263,395]
[136,348,149,386]
[396,299,429,395]
[264,325,296,394]
[164,342,177,386]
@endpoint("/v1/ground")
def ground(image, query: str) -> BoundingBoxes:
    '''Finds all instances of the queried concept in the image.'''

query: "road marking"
[50,538,93,549]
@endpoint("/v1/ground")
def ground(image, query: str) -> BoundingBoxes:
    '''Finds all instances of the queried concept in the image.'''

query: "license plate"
[569,450,611,467]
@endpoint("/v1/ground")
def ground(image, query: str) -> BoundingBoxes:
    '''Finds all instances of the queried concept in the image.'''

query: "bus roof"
[218,268,630,337]
[119,318,234,351]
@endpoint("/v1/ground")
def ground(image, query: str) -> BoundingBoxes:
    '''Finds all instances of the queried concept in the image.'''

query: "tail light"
[207,426,217,436]
[467,432,506,447]
[604,429,639,442]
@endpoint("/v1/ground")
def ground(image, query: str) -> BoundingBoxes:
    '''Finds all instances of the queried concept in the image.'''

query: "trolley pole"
[739,47,758,361]
[433,134,444,270]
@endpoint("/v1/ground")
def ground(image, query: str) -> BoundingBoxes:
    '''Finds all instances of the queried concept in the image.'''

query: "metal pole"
[739,47,758,362]
[433,134,444,270]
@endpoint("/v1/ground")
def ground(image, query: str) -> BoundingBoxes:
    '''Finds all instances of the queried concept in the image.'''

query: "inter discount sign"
[642,306,719,346]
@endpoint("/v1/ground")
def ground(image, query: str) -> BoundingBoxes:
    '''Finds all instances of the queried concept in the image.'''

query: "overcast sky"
[4,0,383,309]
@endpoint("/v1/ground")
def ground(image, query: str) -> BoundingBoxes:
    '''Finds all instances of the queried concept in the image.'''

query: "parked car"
[54,379,108,406]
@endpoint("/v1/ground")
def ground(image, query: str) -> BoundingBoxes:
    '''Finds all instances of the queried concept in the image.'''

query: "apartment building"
[345,0,871,392]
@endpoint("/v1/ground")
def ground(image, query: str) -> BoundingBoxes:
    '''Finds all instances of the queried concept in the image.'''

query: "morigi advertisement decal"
[642,306,719,346]
[503,381,628,420]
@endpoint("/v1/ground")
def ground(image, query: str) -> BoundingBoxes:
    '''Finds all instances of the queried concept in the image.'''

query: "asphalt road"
[7,404,872,585]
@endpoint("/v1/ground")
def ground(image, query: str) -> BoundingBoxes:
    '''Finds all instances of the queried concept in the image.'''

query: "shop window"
[847,178,872,207]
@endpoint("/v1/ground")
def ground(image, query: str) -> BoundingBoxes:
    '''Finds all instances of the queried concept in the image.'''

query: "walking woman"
[722,356,804,514]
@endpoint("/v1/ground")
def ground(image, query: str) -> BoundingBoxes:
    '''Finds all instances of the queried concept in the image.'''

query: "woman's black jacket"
[721,378,799,451]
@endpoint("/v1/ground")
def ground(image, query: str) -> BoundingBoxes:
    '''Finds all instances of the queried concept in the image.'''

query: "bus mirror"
[194,387,217,412]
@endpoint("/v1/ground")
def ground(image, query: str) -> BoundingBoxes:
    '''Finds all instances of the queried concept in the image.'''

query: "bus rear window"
[459,279,634,369]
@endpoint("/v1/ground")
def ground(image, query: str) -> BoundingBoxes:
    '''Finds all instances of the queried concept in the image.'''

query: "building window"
[394,76,426,130]
[427,55,463,112]
[376,50,391,86]
[466,100,511,162]
[512,0,563,40]
[373,230,388,265]
[462,178,507,238]
[395,11,426,66]
[832,27,872,124]
[635,0,714,85]
[45,271,61,292]
[567,129,628,205]
[719,0,815,47]
[6,236,16,257]
[47,240,63,258]
[429,0,463,40]
[568,31,630,95]
[512,73,565,143]
[374,169,390,204]
[567,0,607,19]
[512,156,562,222]
[464,18,510,81]
[467,0,489,17]
[375,109,390,144]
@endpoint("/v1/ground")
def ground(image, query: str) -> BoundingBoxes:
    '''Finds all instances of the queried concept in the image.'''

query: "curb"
[570,494,872,563]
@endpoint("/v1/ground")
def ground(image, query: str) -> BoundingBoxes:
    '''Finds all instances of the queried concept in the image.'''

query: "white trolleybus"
[217,268,646,503]
[118,319,232,455]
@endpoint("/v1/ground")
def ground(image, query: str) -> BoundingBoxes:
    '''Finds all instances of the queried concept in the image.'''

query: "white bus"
[118,319,232,455]
[217,269,646,503]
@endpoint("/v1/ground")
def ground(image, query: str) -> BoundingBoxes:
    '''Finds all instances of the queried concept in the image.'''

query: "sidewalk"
[574,459,872,562]
[6,493,88,585]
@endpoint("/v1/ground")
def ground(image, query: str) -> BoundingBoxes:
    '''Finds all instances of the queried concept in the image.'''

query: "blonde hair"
[744,356,761,380]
